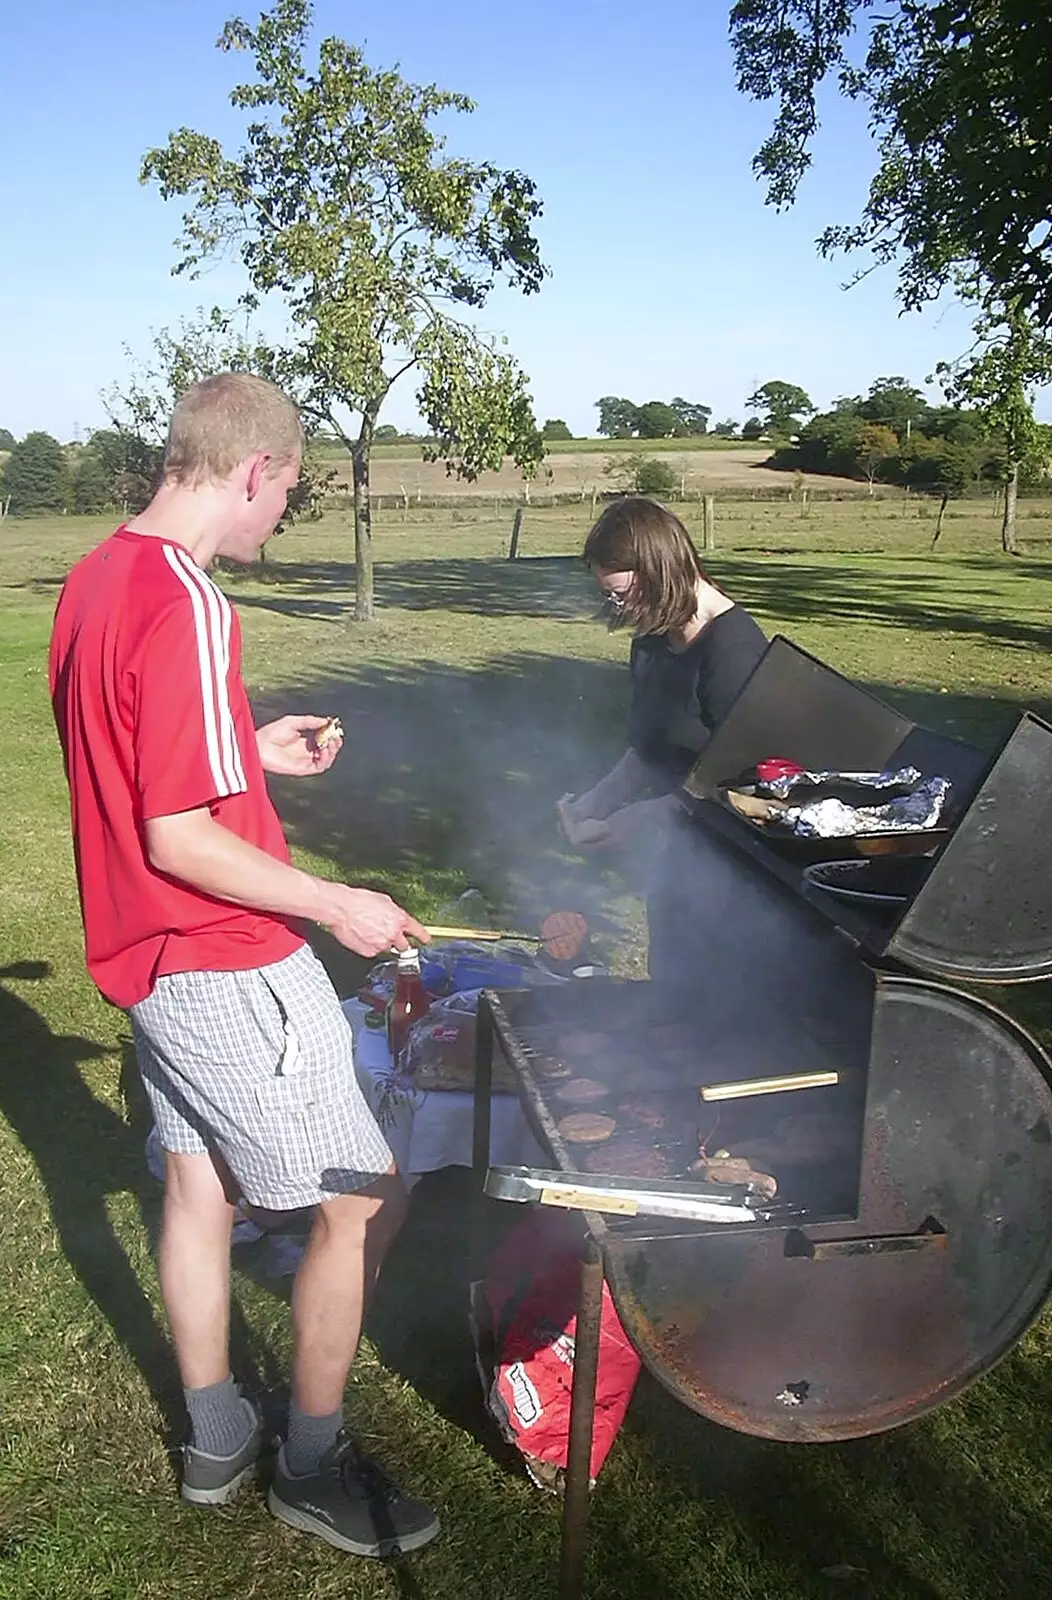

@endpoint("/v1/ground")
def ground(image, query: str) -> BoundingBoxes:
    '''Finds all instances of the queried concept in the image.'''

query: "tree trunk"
[1001,462,1019,554]
[932,494,949,547]
[352,433,374,620]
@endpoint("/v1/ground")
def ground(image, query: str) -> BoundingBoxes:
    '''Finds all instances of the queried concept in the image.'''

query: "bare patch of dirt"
[327,448,868,501]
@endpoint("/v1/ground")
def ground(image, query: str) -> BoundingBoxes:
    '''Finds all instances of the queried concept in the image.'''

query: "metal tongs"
[485,1165,769,1223]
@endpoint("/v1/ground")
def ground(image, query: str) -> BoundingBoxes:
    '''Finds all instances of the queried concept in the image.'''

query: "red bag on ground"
[470,1209,641,1491]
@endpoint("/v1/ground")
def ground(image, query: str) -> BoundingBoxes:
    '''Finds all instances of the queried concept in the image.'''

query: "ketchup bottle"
[386,946,430,1066]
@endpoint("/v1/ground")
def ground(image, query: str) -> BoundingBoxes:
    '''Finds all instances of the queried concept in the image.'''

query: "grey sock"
[285,1405,344,1476]
[184,1375,256,1458]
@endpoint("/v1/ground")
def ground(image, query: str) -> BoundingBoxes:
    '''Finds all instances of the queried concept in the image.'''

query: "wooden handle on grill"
[422,925,538,943]
[700,1070,840,1102]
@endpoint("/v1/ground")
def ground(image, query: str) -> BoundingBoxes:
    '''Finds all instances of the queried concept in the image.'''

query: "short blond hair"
[163,373,303,486]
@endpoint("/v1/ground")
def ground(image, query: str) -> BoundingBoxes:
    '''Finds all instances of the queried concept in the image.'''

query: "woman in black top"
[559,496,768,850]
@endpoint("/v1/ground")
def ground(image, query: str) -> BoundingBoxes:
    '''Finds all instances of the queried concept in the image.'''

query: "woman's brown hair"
[583,496,711,635]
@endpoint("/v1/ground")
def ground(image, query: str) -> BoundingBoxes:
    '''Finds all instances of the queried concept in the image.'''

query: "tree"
[104,312,336,523]
[141,0,545,620]
[912,441,981,546]
[669,397,712,436]
[711,418,739,438]
[0,432,66,516]
[635,400,679,439]
[81,425,161,515]
[595,396,640,438]
[857,378,929,438]
[0,428,15,452]
[541,418,573,440]
[740,416,765,441]
[744,380,814,436]
[68,450,113,514]
[730,3,1052,321]
[934,296,1052,554]
[374,424,400,442]
[604,453,678,497]
[782,408,862,476]
[855,422,898,492]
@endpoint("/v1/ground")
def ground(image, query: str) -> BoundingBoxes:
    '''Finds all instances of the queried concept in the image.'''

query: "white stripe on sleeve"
[162,545,238,797]
[171,549,247,795]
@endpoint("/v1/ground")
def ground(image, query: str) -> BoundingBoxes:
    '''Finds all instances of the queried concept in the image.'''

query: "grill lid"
[683,638,1052,982]
[886,714,1052,980]
[602,977,1052,1441]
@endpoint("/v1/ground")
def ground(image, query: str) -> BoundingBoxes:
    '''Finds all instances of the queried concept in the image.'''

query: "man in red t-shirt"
[49,374,439,1558]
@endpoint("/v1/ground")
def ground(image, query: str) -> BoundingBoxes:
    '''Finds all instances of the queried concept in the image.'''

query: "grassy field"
[324,436,764,459]
[313,439,873,501]
[3,501,1052,1599]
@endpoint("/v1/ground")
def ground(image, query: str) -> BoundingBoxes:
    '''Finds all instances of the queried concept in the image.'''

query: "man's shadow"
[0,963,277,1448]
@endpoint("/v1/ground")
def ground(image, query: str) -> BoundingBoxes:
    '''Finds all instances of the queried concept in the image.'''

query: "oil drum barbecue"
[472,638,1052,1600]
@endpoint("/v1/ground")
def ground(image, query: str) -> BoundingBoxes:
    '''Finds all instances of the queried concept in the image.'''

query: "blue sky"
[0,0,1015,441]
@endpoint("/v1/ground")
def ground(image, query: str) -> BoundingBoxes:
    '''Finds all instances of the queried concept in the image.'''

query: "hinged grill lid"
[886,713,1052,980]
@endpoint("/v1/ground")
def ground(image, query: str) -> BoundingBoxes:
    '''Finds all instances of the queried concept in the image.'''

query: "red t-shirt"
[49,527,305,1007]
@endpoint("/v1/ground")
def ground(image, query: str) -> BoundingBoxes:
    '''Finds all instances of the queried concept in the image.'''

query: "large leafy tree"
[104,310,335,521]
[140,0,545,620]
[730,1,1052,320]
[857,378,929,437]
[745,379,814,436]
[669,397,713,436]
[1,432,66,516]
[595,396,641,438]
[635,401,680,439]
[0,428,15,452]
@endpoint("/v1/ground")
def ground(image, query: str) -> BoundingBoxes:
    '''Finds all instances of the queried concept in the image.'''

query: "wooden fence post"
[703,495,716,551]
[508,507,525,560]
[590,485,598,519]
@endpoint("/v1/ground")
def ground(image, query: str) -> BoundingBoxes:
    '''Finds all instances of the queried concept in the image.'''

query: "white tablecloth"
[342,999,546,1186]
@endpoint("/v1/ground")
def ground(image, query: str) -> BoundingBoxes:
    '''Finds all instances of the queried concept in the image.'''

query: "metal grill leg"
[559,1236,604,1600]
[471,992,495,1280]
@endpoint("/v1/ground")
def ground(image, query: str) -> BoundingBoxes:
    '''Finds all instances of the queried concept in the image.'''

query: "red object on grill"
[755,757,806,783]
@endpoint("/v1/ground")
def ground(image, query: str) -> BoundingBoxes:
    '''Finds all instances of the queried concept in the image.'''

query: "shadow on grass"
[229,552,594,624]
[0,965,283,1449]
[0,964,179,1433]
[223,546,1052,664]
[710,555,1052,656]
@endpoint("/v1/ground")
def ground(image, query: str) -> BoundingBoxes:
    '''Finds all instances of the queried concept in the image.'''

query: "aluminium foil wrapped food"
[779,775,951,839]
[757,765,922,801]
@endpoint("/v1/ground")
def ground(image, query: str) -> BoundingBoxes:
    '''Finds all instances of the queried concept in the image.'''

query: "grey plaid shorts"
[130,943,393,1210]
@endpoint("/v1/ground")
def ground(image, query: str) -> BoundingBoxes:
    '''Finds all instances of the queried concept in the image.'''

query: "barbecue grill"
[471,638,1052,1599]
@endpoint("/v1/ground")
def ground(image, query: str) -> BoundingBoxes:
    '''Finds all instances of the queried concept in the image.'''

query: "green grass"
[4,504,1052,1598]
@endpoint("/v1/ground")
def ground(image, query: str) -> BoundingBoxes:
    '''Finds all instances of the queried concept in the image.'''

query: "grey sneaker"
[181,1396,265,1506]
[267,1431,440,1557]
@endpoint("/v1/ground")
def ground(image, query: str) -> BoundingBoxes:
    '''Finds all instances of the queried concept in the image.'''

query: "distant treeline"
[769,378,1052,496]
[0,430,158,518]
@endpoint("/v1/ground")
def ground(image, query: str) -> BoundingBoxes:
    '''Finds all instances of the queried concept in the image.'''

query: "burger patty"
[583,1137,671,1179]
[555,1077,610,1105]
[616,1095,667,1130]
[557,1112,617,1144]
